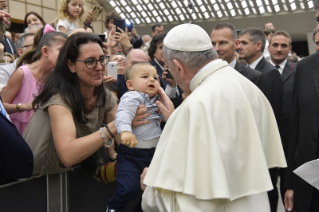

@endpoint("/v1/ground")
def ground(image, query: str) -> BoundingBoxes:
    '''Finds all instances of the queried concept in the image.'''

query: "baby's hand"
[121,131,137,148]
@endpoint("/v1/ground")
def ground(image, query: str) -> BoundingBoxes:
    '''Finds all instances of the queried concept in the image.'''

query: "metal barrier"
[0,166,141,212]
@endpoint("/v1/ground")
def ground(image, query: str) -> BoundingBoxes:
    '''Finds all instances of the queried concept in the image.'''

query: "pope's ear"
[126,80,135,91]
[172,59,185,78]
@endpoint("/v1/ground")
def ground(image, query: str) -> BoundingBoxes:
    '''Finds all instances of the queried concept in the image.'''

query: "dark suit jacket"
[149,59,182,108]
[234,61,265,93]
[285,52,319,211]
[0,98,33,184]
[278,61,296,157]
[2,34,17,55]
[255,57,283,123]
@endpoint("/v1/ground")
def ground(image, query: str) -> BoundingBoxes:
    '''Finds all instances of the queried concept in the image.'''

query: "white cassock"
[142,60,287,212]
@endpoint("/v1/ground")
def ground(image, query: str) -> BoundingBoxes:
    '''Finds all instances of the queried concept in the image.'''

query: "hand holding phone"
[92,5,103,22]
[107,62,118,79]
[163,65,174,79]
[114,18,126,33]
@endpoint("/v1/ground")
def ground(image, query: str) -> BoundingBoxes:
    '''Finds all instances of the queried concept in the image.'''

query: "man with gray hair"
[238,28,283,123]
[238,27,284,212]
[140,23,286,211]
[284,0,319,211]
[0,32,34,90]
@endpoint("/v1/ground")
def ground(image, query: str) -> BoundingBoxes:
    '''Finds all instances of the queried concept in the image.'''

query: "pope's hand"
[156,87,174,121]
[140,167,149,191]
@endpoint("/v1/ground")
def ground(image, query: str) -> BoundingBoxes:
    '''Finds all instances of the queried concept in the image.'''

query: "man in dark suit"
[238,28,283,123]
[148,34,182,108]
[268,30,296,211]
[0,10,33,185]
[0,97,33,184]
[210,22,265,92]
[284,2,319,211]
[238,28,284,212]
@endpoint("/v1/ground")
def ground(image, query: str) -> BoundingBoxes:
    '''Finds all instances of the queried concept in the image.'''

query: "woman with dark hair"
[24,12,46,28]
[32,32,120,176]
[2,25,67,134]
[148,34,183,108]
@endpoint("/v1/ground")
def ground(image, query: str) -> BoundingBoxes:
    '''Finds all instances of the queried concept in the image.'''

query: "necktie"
[275,65,280,69]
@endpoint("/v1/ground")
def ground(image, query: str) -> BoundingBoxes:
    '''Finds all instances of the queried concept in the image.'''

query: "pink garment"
[10,65,43,135]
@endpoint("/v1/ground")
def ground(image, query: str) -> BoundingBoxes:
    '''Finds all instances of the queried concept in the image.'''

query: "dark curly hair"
[148,34,166,60]
[104,11,120,30]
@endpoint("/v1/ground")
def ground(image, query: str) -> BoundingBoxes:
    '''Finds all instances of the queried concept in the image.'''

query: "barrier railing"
[0,166,140,212]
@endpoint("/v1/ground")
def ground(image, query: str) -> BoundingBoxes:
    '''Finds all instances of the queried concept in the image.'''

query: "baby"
[107,62,164,212]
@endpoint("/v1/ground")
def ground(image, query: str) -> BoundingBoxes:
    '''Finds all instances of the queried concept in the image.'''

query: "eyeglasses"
[76,55,109,69]
[21,44,33,48]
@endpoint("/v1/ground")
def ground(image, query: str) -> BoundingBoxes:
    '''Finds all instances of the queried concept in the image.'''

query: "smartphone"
[166,69,174,79]
[92,5,103,22]
[126,21,133,32]
[107,62,117,79]
[98,34,106,42]
[114,18,126,33]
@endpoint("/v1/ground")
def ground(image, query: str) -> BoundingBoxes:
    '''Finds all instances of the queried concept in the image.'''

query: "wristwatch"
[16,103,22,113]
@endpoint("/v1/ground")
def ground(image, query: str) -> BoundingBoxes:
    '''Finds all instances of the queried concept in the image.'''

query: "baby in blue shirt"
[107,62,164,212]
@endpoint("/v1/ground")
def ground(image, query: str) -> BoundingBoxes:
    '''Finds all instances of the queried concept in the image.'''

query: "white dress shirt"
[247,56,264,70]
[270,59,287,75]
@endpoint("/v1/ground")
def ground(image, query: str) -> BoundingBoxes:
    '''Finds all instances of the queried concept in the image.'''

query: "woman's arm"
[2,68,32,113]
[48,104,116,167]
[105,103,121,145]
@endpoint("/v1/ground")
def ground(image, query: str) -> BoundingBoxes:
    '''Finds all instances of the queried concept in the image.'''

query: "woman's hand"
[162,65,176,88]
[21,102,33,112]
[103,75,117,84]
[156,87,174,121]
[132,105,150,128]
[106,139,117,160]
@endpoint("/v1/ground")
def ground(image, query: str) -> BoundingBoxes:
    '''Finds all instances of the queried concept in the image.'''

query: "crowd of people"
[0,0,319,211]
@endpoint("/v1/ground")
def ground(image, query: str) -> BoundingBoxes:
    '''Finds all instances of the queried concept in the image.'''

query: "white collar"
[247,55,263,70]
[153,59,164,70]
[190,59,223,85]
[229,58,237,69]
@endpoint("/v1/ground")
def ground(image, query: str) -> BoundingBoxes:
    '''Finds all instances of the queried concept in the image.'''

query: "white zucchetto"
[164,23,213,52]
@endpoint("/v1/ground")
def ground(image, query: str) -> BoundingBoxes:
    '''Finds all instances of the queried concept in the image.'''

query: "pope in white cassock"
[140,23,287,211]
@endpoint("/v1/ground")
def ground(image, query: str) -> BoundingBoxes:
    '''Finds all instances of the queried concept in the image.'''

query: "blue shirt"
[115,91,164,141]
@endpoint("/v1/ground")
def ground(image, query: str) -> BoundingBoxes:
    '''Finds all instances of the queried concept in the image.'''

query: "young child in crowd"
[107,62,165,212]
[55,0,85,35]
[1,25,67,134]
